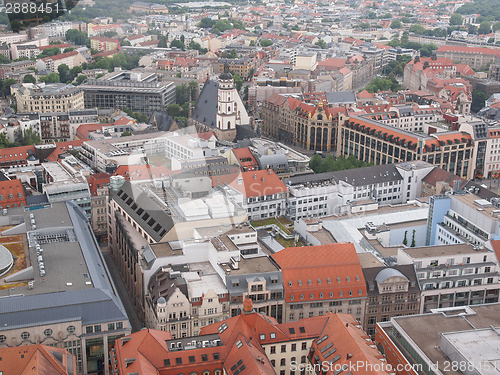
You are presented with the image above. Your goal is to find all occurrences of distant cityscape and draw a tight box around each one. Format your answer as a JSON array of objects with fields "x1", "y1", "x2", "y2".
[{"x1": 0, "y1": 0, "x2": 500, "y2": 374}]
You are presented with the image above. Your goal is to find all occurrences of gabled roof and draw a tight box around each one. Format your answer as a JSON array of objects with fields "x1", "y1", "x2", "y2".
[
  {"x1": 226, "y1": 169, "x2": 287, "y2": 198},
  {"x1": 0, "y1": 178, "x2": 25, "y2": 203},
  {"x1": 271, "y1": 243, "x2": 366, "y2": 303},
  {"x1": 310, "y1": 314, "x2": 391, "y2": 375},
  {"x1": 437, "y1": 45, "x2": 500, "y2": 57},
  {"x1": 422, "y1": 166, "x2": 465, "y2": 188},
  {"x1": 0, "y1": 344, "x2": 75, "y2": 374},
  {"x1": 42, "y1": 50, "x2": 79, "y2": 62}
]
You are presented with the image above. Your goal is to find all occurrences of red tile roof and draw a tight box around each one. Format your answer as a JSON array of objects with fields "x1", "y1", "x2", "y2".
[
  {"x1": 87, "y1": 172, "x2": 111, "y2": 196},
  {"x1": 232, "y1": 147, "x2": 258, "y2": 171},
  {"x1": 42, "y1": 50, "x2": 79, "y2": 62},
  {"x1": 0, "y1": 178, "x2": 26, "y2": 207},
  {"x1": 226, "y1": 169, "x2": 287, "y2": 198},
  {"x1": 46, "y1": 139, "x2": 86, "y2": 162},
  {"x1": 311, "y1": 314, "x2": 391, "y2": 375},
  {"x1": 437, "y1": 45, "x2": 500, "y2": 57},
  {"x1": 0, "y1": 145, "x2": 35, "y2": 165},
  {"x1": 0, "y1": 344, "x2": 75, "y2": 374},
  {"x1": 75, "y1": 123, "x2": 106, "y2": 139},
  {"x1": 271, "y1": 243, "x2": 367, "y2": 303}
]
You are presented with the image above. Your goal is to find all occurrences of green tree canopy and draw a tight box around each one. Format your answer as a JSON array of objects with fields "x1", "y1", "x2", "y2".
[
  {"x1": 23, "y1": 74, "x2": 36, "y2": 84},
  {"x1": 449, "y1": 13, "x2": 463, "y2": 26},
  {"x1": 309, "y1": 154, "x2": 372, "y2": 173},
  {"x1": 479, "y1": 21, "x2": 491, "y2": 34},
  {"x1": 39, "y1": 73, "x2": 60, "y2": 83},
  {"x1": 260, "y1": 39, "x2": 273, "y2": 47},
  {"x1": 390, "y1": 20, "x2": 403, "y2": 29}
]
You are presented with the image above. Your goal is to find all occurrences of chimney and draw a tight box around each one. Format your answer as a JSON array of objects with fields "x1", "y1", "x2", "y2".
[{"x1": 347, "y1": 353, "x2": 353, "y2": 360}]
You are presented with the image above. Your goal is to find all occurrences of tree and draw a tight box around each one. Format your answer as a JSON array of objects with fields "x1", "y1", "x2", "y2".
[
  {"x1": 450, "y1": 13, "x2": 463, "y2": 26},
  {"x1": 233, "y1": 73, "x2": 243, "y2": 91},
  {"x1": 411, "y1": 229, "x2": 416, "y2": 247},
  {"x1": 471, "y1": 89, "x2": 489, "y2": 112},
  {"x1": 197, "y1": 18, "x2": 216, "y2": 28},
  {"x1": 58, "y1": 64, "x2": 71, "y2": 83},
  {"x1": 20, "y1": 127, "x2": 41, "y2": 146},
  {"x1": 403, "y1": 231, "x2": 408, "y2": 246},
  {"x1": 166, "y1": 103, "x2": 183, "y2": 118},
  {"x1": 213, "y1": 19, "x2": 232, "y2": 33},
  {"x1": 409, "y1": 24, "x2": 426, "y2": 34},
  {"x1": 38, "y1": 47, "x2": 61, "y2": 58},
  {"x1": 390, "y1": 20, "x2": 403, "y2": 29},
  {"x1": 64, "y1": 47, "x2": 75, "y2": 53},
  {"x1": 494, "y1": 21, "x2": 500, "y2": 32},
  {"x1": 2, "y1": 78, "x2": 16, "y2": 97},
  {"x1": 170, "y1": 39, "x2": 185, "y2": 50},
  {"x1": 121, "y1": 131, "x2": 132, "y2": 137},
  {"x1": 423, "y1": 61, "x2": 430, "y2": 69},
  {"x1": 23, "y1": 74, "x2": 36, "y2": 84},
  {"x1": 75, "y1": 75, "x2": 87, "y2": 85},
  {"x1": 363, "y1": 76, "x2": 401, "y2": 93},
  {"x1": 39, "y1": 73, "x2": 60, "y2": 83},
  {"x1": 479, "y1": 21, "x2": 491, "y2": 34},
  {"x1": 158, "y1": 36, "x2": 168, "y2": 48},
  {"x1": 66, "y1": 29, "x2": 89, "y2": 46},
  {"x1": 315, "y1": 39, "x2": 327, "y2": 49},
  {"x1": 260, "y1": 39, "x2": 273, "y2": 47}
]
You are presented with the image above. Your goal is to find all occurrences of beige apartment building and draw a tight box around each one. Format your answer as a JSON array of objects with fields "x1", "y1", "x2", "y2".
[{"x1": 13, "y1": 83, "x2": 84, "y2": 113}]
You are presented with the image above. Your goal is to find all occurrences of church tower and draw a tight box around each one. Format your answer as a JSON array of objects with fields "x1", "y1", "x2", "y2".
[{"x1": 216, "y1": 63, "x2": 238, "y2": 138}]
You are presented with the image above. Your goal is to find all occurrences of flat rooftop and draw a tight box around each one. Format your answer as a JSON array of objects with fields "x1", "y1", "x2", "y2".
[
  {"x1": 401, "y1": 243, "x2": 486, "y2": 258},
  {"x1": 387, "y1": 304, "x2": 500, "y2": 375},
  {"x1": 442, "y1": 328, "x2": 500, "y2": 375},
  {"x1": 221, "y1": 255, "x2": 278, "y2": 275},
  {"x1": 453, "y1": 192, "x2": 500, "y2": 218}
]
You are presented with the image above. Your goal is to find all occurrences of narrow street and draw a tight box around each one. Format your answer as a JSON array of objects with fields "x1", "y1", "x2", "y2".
[{"x1": 101, "y1": 247, "x2": 143, "y2": 332}]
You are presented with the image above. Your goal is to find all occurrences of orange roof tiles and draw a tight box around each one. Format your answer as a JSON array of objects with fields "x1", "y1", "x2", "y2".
[
  {"x1": 0, "y1": 145, "x2": 34, "y2": 164},
  {"x1": 0, "y1": 178, "x2": 26, "y2": 207},
  {"x1": 271, "y1": 243, "x2": 367, "y2": 303},
  {"x1": 87, "y1": 172, "x2": 111, "y2": 196},
  {"x1": 227, "y1": 169, "x2": 287, "y2": 198},
  {"x1": 232, "y1": 147, "x2": 258, "y2": 171},
  {"x1": 0, "y1": 344, "x2": 75, "y2": 374},
  {"x1": 437, "y1": 45, "x2": 500, "y2": 57},
  {"x1": 42, "y1": 50, "x2": 79, "y2": 62},
  {"x1": 311, "y1": 314, "x2": 391, "y2": 375}
]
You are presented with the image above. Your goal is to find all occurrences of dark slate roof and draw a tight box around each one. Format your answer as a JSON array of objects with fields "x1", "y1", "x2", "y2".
[
  {"x1": 192, "y1": 79, "x2": 218, "y2": 129},
  {"x1": 149, "y1": 111, "x2": 182, "y2": 131},
  {"x1": 284, "y1": 164, "x2": 402, "y2": 187},
  {"x1": 0, "y1": 289, "x2": 127, "y2": 330},
  {"x1": 148, "y1": 267, "x2": 189, "y2": 305},
  {"x1": 325, "y1": 91, "x2": 356, "y2": 105},
  {"x1": 462, "y1": 180, "x2": 499, "y2": 200},
  {"x1": 362, "y1": 264, "x2": 420, "y2": 295},
  {"x1": 257, "y1": 154, "x2": 289, "y2": 171},
  {"x1": 113, "y1": 181, "x2": 174, "y2": 242},
  {"x1": 25, "y1": 193, "x2": 50, "y2": 207},
  {"x1": 236, "y1": 124, "x2": 258, "y2": 140}
]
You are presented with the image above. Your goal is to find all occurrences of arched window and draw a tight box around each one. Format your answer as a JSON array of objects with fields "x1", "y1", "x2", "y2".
[{"x1": 227, "y1": 121, "x2": 231, "y2": 128}]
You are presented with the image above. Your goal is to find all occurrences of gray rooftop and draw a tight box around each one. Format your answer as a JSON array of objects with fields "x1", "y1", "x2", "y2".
[
  {"x1": 192, "y1": 79, "x2": 218, "y2": 129},
  {"x1": 285, "y1": 163, "x2": 402, "y2": 187},
  {"x1": 325, "y1": 91, "x2": 356, "y2": 105},
  {"x1": 113, "y1": 181, "x2": 174, "y2": 242},
  {"x1": 0, "y1": 288, "x2": 127, "y2": 331}
]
